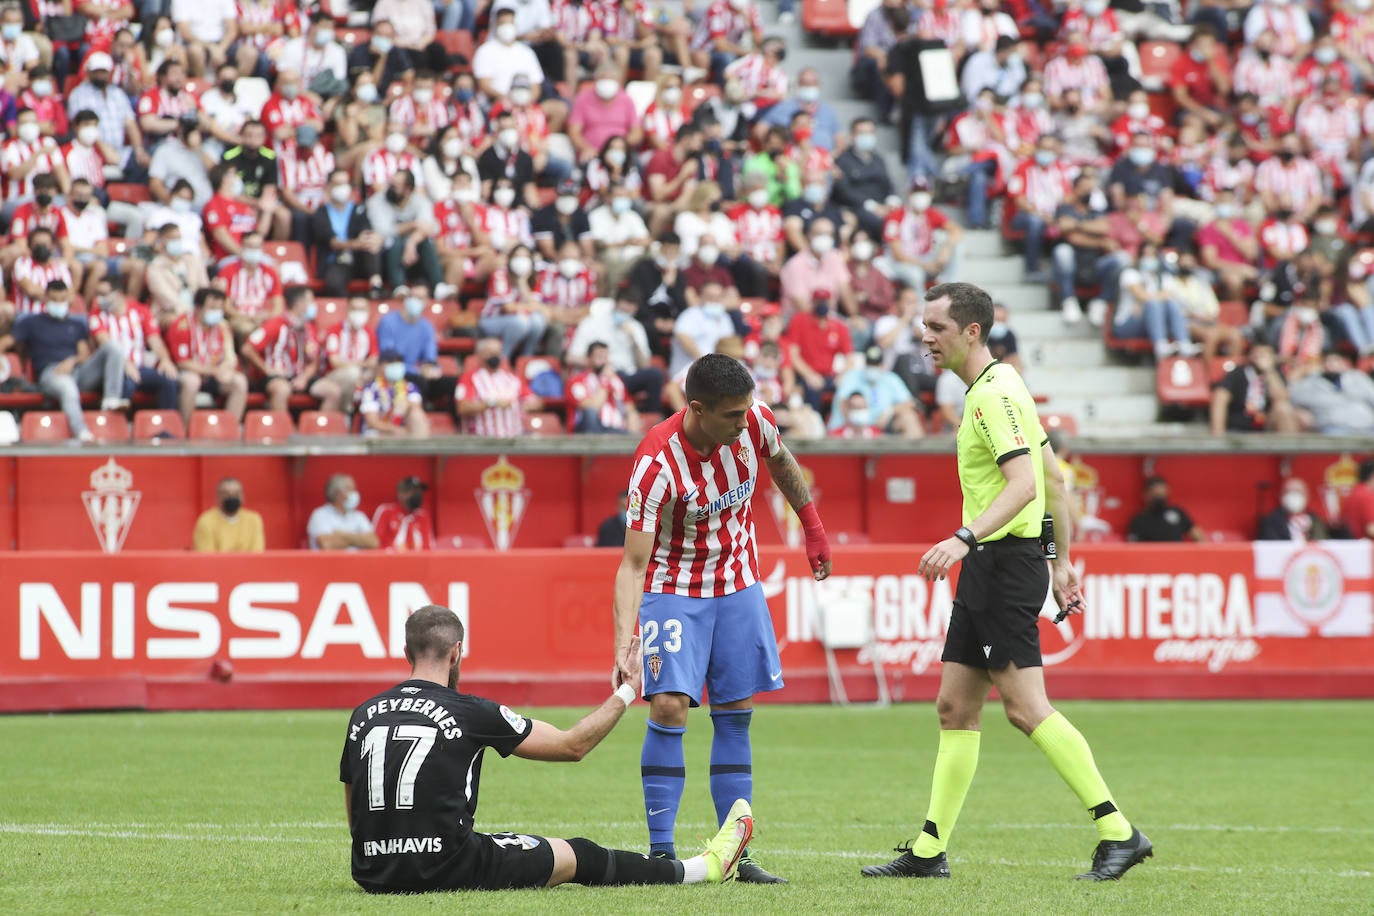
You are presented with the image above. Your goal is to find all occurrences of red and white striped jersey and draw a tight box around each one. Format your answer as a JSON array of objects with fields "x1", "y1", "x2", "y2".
[
  {"x1": 584, "y1": 158, "x2": 643, "y2": 199},
  {"x1": 1043, "y1": 55, "x2": 1110, "y2": 109},
  {"x1": 1258, "y1": 218, "x2": 1309, "y2": 263},
  {"x1": 1014, "y1": 106, "x2": 1055, "y2": 148},
  {"x1": 1059, "y1": 8, "x2": 1121, "y2": 49},
  {"x1": 82, "y1": 0, "x2": 133, "y2": 45},
  {"x1": 1294, "y1": 99, "x2": 1360, "y2": 159},
  {"x1": 89, "y1": 302, "x2": 160, "y2": 362},
  {"x1": 136, "y1": 86, "x2": 198, "y2": 120},
  {"x1": 727, "y1": 203, "x2": 783, "y2": 263},
  {"x1": 324, "y1": 321, "x2": 376, "y2": 364},
  {"x1": 1332, "y1": 11, "x2": 1374, "y2": 68},
  {"x1": 883, "y1": 206, "x2": 950, "y2": 260},
  {"x1": 435, "y1": 199, "x2": 485, "y2": 249},
  {"x1": 595, "y1": 0, "x2": 651, "y2": 40},
  {"x1": 9, "y1": 202, "x2": 67, "y2": 242},
  {"x1": 643, "y1": 101, "x2": 687, "y2": 149},
  {"x1": 552, "y1": 0, "x2": 599, "y2": 43},
  {"x1": 262, "y1": 94, "x2": 321, "y2": 135},
  {"x1": 482, "y1": 205, "x2": 533, "y2": 252},
  {"x1": 362, "y1": 149, "x2": 422, "y2": 191},
  {"x1": 1203, "y1": 155, "x2": 1257, "y2": 200},
  {"x1": 165, "y1": 314, "x2": 232, "y2": 365},
  {"x1": 454, "y1": 367, "x2": 532, "y2": 436},
  {"x1": 916, "y1": 8, "x2": 961, "y2": 44},
  {"x1": 1108, "y1": 112, "x2": 1167, "y2": 154},
  {"x1": 1007, "y1": 158, "x2": 1073, "y2": 219},
  {"x1": 568, "y1": 368, "x2": 630, "y2": 430},
  {"x1": 691, "y1": 0, "x2": 762, "y2": 53},
  {"x1": 1233, "y1": 52, "x2": 1297, "y2": 110},
  {"x1": 236, "y1": 0, "x2": 284, "y2": 48},
  {"x1": 625, "y1": 402, "x2": 783, "y2": 597},
  {"x1": 535, "y1": 265, "x2": 596, "y2": 312},
  {"x1": 218, "y1": 261, "x2": 284, "y2": 318},
  {"x1": 278, "y1": 140, "x2": 335, "y2": 208},
  {"x1": 481, "y1": 269, "x2": 515, "y2": 316},
  {"x1": 12, "y1": 256, "x2": 73, "y2": 315},
  {"x1": 722, "y1": 53, "x2": 788, "y2": 100},
  {"x1": 453, "y1": 100, "x2": 486, "y2": 145},
  {"x1": 246, "y1": 315, "x2": 319, "y2": 377},
  {"x1": 1, "y1": 139, "x2": 61, "y2": 201},
  {"x1": 1244, "y1": 4, "x2": 1310, "y2": 59},
  {"x1": 62, "y1": 141, "x2": 107, "y2": 187},
  {"x1": 389, "y1": 94, "x2": 454, "y2": 138},
  {"x1": 1254, "y1": 155, "x2": 1324, "y2": 211}
]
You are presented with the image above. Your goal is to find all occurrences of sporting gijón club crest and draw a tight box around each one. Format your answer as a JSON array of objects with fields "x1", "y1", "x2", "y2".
[{"x1": 82, "y1": 458, "x2": 141, "y2": 553}]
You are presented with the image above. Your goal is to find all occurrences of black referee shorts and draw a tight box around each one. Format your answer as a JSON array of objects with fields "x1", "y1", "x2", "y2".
[
  {"x1": 453, "y1": 832, "x2": 556, "y2": 891},
  {"x1": 942, "y1": 536, "x2": 1050, "y2": 671}
]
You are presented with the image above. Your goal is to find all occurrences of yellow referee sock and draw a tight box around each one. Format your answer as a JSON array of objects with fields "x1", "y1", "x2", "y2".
[
  {"x1": 1029, "y1": 712, "x2": 1132, "y2": 842},
  {"x1": 911, "y1": 730, "x2": 980, "y2": 858}
]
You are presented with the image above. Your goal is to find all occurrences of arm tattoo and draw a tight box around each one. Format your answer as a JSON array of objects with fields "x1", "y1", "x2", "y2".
[{"x1": 767, "y1": 445, "x2": 814, "y2": 510}]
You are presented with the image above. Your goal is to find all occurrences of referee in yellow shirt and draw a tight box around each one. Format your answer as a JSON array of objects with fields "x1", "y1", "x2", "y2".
[
  {"x1": 192, "y1": 477, "x2": 265, "y2": 552},
  {"x1": 862, "y1": 282, "x2": 1151, "y2": 882}
]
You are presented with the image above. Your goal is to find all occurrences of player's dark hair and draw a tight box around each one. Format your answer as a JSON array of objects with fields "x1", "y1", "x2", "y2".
[
  {"x1": 685, "y1": 352, "x2": 754, "y2": 408},
  {"x1": 405, "y1": 605, "x2": 465, "y2": 663},
  {"x1": 1144, "y1": 475, "x2": 1168, "y2": 489},
  {"x1": 45, "y1": 279, "x2": 68, "y2": 294},
  {"x1": 927, "y1": 282, "x2": 995, "y2": 344},
  {"x1": 194, "y1": 287, "x2": 226, "y2": 308}
]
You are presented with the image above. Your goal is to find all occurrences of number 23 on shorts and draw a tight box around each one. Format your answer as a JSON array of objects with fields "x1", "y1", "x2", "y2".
[{"x1": 641, "y1": 618, "x2": 683, "y2": 655}]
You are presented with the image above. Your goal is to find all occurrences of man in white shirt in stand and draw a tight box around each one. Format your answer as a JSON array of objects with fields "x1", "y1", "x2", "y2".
[{"x1": 307, "y1": 474, "x2": 380, "y2": 550}]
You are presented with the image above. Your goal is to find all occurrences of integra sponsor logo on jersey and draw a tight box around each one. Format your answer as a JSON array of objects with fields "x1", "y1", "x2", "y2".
[
  {"x1": 362, "y1": 837, "x2": 444, "y2": 857},
  {"x1": 352, "y1": 697, "x2": 463, "y2": 741},
  {"x1": 694, "y1": 479, "x2": 754, "y2": 521}
]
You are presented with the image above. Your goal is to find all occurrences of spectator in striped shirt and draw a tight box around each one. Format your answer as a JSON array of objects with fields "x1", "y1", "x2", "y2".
[
  {"x1": 358, "y1": 350, "x2": 431, "y2": 438},
  {"x1": 455, "y1": 335, "x2": 543, "y2": 437},
  {"x1": 569, "y1": 340, "x2": 640, "y2": 433},
  {"x1": 241, "y1": 284, "x2": 343, "y2": 412},
  {"x1": 88, "y1": 278, "x2": 182, "y2": 416}
]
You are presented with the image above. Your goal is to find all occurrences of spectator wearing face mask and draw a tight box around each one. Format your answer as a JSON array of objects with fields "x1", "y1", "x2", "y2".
[
  {"x1": 567, "y1": 296, "x2": 664, "y2": 414},
  {"x1": 760, "y1": 67, "x2": 842, "y2": 152},
  {"x1": 373, "y1": 476, "x2": 436, "y2": 550},
  {"x1": 588, "y1": 182, "x2": 651, "y2": 294},
  {"x1": 363, "y1": 119, "x2": 424, "y2": 195},
  {"x1": 1289, "y1": 349, "x2": 1374, "y2": 435},
  {"x1": 1267, "y1": 292, "x2": 1330, "y2": 370},
  {"x1": 985, "y1": 303, "x2": 1023, "y2": 374},
  {"x1": 88, "y1": 279, "x2": 182, "y2": 416},
  {"x1": 165, "y1": 286, "x2": 249, "y2": 420},
  {"x1": 479, "y1": 245, "x2": 548, "y2": 359},
  {"x1": 65, "y1": 52, "x2": 147, "y2": 182},
  {"x1": 348, "y1": 21, "x2": 416, "y2": 96},
  {"x1": 881, "y1": 182, "x2": 961, "y2": 294},
  {"x1": 319, "y1": 297, "x2": 378, "y2": 413},
  {"x1": 482, "y1": 177, "x2": 535, "y2": 254},
  {"x1": 670, "y1": 279, "x2": 737, "y2": 377},
  {"x1": 1169, "y1": 26, "x2": 1231, "y2": 130},
  {"x1": 376, "y1": 282, "x2": 446, "y2": 402},
  {"x1": 477, "y1": 112, "x2": 538, "y2": 209},
  {"x1": 568, "y1": 340, "x2": 640, "y2": 433},
  {"x1": 311, "y1": 170, "x2": 385, "y2": 298},
  {"x1": 533, "y1": 178, "x2": 595, "y2": 263},
  {"x1": 359, "y1": 350, "x2": 432, "y2": 438},
  {"x1": 691, "y1": 0, "x2": 765, "y2": 80},
  {"x1": 456, "y1": 335, "x2": 543, "y2": 436},
  {"x1": 10, "y1": 226, "x2": 73, "y2": 318},
  {"x1": 146, "y1": 223, "x2": 211, "y2": 323},
  {"x1": 784, "y1": 288, "x2": 853, "y2": 411},
  {"x1": 728, "y1": 172, "x2": 785, "y2": 298},
  {"x1": 568, "y1": 62, "x2": 641, "y2": 163},
  {"x1": 1209, "y1": 343, "x2": 1299, "y2": 435},
  {"x1": 1128, "y1": 476, "x2": 1207, "y2": 543},
  {"x1": 829, "y1": 345, "x2": 923, "y2": 438},
  {"x1": 472, "y1": 7, "x2": 546, "y2": 100},
  {"x1": 217, "y1": 230, "x2": 284, "y2": 340},
  {"x1": 62, "y1": 179, "x2": 124, "y2": 301},
  {"x1": 1258, "y1": 478, "x2": 1329, "y2": 541},
  {"x1": 1113, "y1": 244, "x2": 1199, "y2": 360},
  {"x1": 535, "y1": 239, "x2": 597, "y2": 354},
  {"x1": 203, "y1": 164, "x2": 263, "y2": 264},
  {"x1": 833, "y1": 117, "x2": 898, "y2": 241},
  {"x1": 1196, "y1": 188, "x2": 1261, "y2": 301},
  {"x1": 242, "y1": 285, "x2": 346, "y2": 412},
  {"x1": 781, "y1": 168, "x2": 848, "y2": 260},
  {"x1": 277, "y1": 124, "x2": 336, "y2": 242},
  {"x1": 1006, "y1": 135, "x2": 1073, "y2": 284},
  {"x1": 830, "y1": 391, "x2": 883, "y2": 439},
  {"x1": 7, "y1": 173, "x2": 72, "y2": 267},
  {"x1": 366, "y1": 169, "x2": 448, "y2": 297},
  {"x1": 308, "y1": 473, "x2": 379, "y2": 550},
  {"x1": 193, "y1": 477, "x2": 265, "y2": 551},
  {"x1": 960, "y1": 35, "x2": 1027, "y2": 107}
]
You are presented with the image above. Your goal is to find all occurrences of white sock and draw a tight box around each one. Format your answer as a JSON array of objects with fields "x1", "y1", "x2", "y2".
[{"x1": 680, "y1": 855, "x2": 709, "y2": 884}]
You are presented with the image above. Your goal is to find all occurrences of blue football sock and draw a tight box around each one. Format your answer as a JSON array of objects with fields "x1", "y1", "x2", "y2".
[
  {"x1": 641, "y1": 719, "x2": 686, "y2": 857},
  {"x1": 709, "y1": 708, "x2": 753, "y2": 827}
]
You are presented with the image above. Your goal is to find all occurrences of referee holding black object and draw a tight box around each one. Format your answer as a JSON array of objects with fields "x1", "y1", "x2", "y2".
[{"x1": 861, "y1": 282, "x2": 1152, "y2": 883}]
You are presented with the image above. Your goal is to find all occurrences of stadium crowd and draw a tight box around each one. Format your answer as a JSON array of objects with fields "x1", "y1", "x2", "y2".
[{"x1": 0, "y1": 0, "x2": 1372, "y2": 442}]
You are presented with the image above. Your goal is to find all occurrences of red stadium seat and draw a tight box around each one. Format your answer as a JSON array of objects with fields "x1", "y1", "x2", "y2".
[
  {"x1": 189, "y1": 410, "x2": 242, "y2": 441},
  {"x1": 524, "y1": 411, "x2": 565, "y2": 436},
  {"x1": 132, "y1": 410, "x2": 185, "y2": 441},
  {"x1": 1139, "y1": 41, "x2": 1181, "y2": 85},
  {"x1": 426, "y1": 411, "x2": 458, "y2": 435},
  {"x1": 106, "y1": 182, "x2": 152, "y2": 205},
  {"x1": 1103, "y1": 309, "x2": 1153, "y2": 355},
  {"x1": 265, "y1": 241, "x2": 314, "y2": 287},
  {"x1": 83, "y1": 410, "x2": 131, "y2": 442},
  {"x1": 316, "y1": 297, "x2": 348, "y2": 326},
  {"x1": 1217, "y1": 301, "x2": 1250, "y2": 328},
  {"x1": 1041, "y1": 412, "x2": 1079, "y2": 436},
  {"x1": 337, "y1": 27, "x2": 371, "y2": 49},
  {"x1": 183, "y1": 77, "x2": 207, "y2": 98},
  {"x1": 1156, "y1": 356, "x2": 1210, "y2": 408},
  {"x1": 298, "y1": 409, "x2": 349, "y2": 436},
  {"x1": 21, "y1": 411, "x2": 71, "y2": 442},
  {"x1": 802, "y1": 0, "x2": 859, "y2": 37},
  {"x1": 437, "y1": 354, "x2": 462, "y2": 377},
  {"x1": 436, "y1": 29, "x2": 474, "y2": 68},
  {"x1": 243, "y1": 409, "x2": 295, "y2": 443}
]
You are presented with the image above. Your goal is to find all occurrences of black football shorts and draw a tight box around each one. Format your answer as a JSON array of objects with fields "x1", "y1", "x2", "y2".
[
  {"x1": 942, "y1": 536, "x2": 1050, "y2": 670},
  {"x1": 453, "y1": 831, "x2": 556, "y2": 891}
]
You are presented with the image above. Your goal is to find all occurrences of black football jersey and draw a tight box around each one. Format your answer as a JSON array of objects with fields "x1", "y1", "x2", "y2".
[{"x1": 339, "y1": 679, "x2": 534, "y2": 892}]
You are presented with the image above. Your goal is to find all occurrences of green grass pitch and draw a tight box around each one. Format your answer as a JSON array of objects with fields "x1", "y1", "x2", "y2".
[{"x1": 1, "y1": 700, "x2": 1371, "y2": 914}]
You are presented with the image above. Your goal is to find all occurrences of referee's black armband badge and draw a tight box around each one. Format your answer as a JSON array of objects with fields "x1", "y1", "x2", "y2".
[{"x1": 1040, "y1": 513, "x2": 1057, "y2": 560}]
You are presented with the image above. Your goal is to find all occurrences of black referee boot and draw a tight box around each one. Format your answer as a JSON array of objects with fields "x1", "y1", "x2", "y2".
[
  {"x1": 735, "y1": 850, "x2": 787, "y2": 884},
  {"x1": 1075, "y1": 827, "x2": 1153, "y2": 881},
  {"x1": 861, "y1": 844, "x2": 950, "y2": 878}
]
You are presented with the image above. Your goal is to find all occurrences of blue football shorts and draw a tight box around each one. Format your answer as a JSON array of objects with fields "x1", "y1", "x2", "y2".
[{"x1": 638, "y1": 583, "x2": 783, "y2": 706}]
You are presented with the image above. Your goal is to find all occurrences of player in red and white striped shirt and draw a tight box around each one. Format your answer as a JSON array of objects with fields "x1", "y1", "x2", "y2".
[
  {"x1": 569, "y1": 341, "x2": 638, "y2": 432},
  {"x1": 321, "y1": 297, "x2": 378, "y2": 408},
  {"x1": 1232, "y1": 42, "x2": 1298, "y2": 113},
  {"x1": 1, "y1": 112, "x2": 67, "y2": 204},
  {"x1": 726, "y1": 188, "x2": 783, "y2": 267},
  {"x1": 1294, "y1": 80, "x2": 1361, "y2": 183},
  {"x1": 242, "y1": 286, "x2": 346, "y2": 411},
  {"x1": 535, "y1": 239, "x2": 596, "y2": 322},
  {"x1": 218, "y1": 232, "x2": 285, "y2": 332},
  {"x1": 1255, "y1": 135, "x2": 1326, "y2": 221},
  {"x1": 1043, "y1": 40, "x2": 1111, "y2": 113},
  {"x1": 454, "y1": 336, "x2": 542, "y2": 436},
  {"x1": 87, "y1": 281, "x2": 182, "y2": 414},
  {"x1": 721, "y1": 40, "x2": 788, "y2": 107},
  {"x1": 278, "y1": 134, "x2": 335, "y2": 214},
  {"x1": 363, "y1": 125, "x2": 423, "y2": 192},
  {"x1": 165, "y1": 287, "x2": 250, "y2": 421},
  {"x1": 612, "y1": 352, "x2": 829, "y2": 884},
  {"x1": 388, "y1": 74, "x2": 454, "y2": 145},
  {"x1": 691, "y1": 0, "x2": 763, "y2": 75}
]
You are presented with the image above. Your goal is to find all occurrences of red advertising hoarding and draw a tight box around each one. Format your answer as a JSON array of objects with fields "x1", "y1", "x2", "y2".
[{"x1": 2, "y1": 544, "x2": 1369, "y2": 712}]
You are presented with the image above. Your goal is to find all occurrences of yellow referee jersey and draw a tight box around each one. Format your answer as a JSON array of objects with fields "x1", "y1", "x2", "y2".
[{"x1": 956, "y1": 361, "x2": 1048, "y2": 541}]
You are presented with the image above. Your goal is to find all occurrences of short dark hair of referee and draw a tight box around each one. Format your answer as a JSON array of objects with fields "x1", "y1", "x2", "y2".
[
  {"x1": 861, "y1": 282, "x2": 1151, "y2": 883},
  {"x1": 340, "y1": 606, "x2": 752, "y2": 893}
]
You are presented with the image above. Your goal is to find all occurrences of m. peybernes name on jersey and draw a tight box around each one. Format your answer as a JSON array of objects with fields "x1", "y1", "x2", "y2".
[
  {"x1": 349, "y1": 697, "x2": 464, "y2": 742},
  {"x1": 362, "y1": 837, "x2": 445, "y2": 857}
]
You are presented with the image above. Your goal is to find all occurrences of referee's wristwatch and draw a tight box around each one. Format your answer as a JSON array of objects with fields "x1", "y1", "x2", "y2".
[{"x1": 953, "y1": 526, "x2": 978, "y2": 549}]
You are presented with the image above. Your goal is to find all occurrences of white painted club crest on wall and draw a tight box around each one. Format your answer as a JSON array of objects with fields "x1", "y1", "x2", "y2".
[{"x1": 82, "y1": 458, "x2": 141, "y2": 553}]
